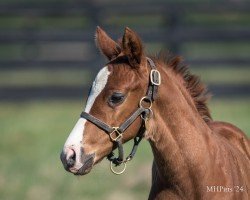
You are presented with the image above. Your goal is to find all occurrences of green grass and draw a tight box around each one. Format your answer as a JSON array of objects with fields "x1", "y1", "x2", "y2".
[
  {"x1": 209, "y1": 99, "x2": 250, "y2": 134},
  {"x1": 0, "y1": 99, "x2": 249, "y2": 200}
]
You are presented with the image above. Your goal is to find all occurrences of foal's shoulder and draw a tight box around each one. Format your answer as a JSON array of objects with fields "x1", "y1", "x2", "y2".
[{"x1": 208, "y1": 121, "x2": 250, "y2": 159}]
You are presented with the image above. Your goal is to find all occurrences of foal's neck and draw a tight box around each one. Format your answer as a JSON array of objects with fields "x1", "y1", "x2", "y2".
[{"x1": 147, "y1": 66, "x2": 212, "y2": 198}]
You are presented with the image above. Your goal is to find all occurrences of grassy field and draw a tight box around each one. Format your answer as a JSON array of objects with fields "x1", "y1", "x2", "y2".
[{"x1": 0, "y1": 98, "x2": 249, "y2": 200}]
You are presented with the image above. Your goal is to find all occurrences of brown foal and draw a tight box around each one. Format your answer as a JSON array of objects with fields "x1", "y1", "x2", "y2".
[{"x1": 60, "y1": 27, "x2": 250, "y2": 200}]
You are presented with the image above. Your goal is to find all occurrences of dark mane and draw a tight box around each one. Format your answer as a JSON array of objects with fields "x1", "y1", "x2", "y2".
[{"x1": 152, "y1": 53, "x2": 212, "y2": 123}]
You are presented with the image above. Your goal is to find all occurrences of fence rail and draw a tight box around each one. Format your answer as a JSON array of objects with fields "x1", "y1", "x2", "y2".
[
  {"x1": 1, "y1": 28, "x2": 250, "y2": 43},
  {"x1": 1, "y1": 84, "x2": 249, "y2": 101}
]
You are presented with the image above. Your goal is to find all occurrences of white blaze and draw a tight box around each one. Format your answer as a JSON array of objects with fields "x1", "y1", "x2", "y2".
[
  {"x1": 64, "y1": 66, "x2": 110, "y2": 148},
  {"x1": 85, "y1": 66, "x2": 111, "y2": 112}
]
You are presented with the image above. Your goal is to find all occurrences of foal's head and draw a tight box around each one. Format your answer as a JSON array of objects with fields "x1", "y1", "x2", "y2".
[{"x1": 60, "y1": 27, "x2": 150, "y2": 175}]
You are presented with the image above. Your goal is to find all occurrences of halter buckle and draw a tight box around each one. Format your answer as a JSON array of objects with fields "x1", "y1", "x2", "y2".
[
  {"x1": 109, "y1": 127, "x2": 122, "y2": 142},
  {"x1": 150, "y1": 69, "x2": 161, "y2": 86}
]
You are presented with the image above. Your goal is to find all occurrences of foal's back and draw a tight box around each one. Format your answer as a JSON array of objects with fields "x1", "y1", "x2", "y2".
[{"x1": 209, "y1": 121, "x2": 250, "y2": 160}]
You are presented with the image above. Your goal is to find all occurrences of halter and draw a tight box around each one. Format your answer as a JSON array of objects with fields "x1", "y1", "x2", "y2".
[{"x1": 80, "y1": 57, "x2": 161, "y2": 175}]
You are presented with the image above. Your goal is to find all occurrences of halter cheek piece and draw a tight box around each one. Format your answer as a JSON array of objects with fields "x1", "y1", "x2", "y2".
[{"x1": 80, "y1": 57, "x2": 161, "y2": 175}]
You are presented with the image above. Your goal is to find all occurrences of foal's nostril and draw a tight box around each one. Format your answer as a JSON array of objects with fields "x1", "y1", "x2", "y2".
[
  {"x1": 60, "y1": 147, "x2": 79, "y2": 171},
  {"x1": 66, "y1": 148, "x2": 76, "y2": 168}
]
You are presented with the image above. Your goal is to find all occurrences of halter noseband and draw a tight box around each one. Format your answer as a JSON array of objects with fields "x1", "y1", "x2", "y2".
[{"x1": 80, "y1": 57, "x2": 161, "y2": 174}]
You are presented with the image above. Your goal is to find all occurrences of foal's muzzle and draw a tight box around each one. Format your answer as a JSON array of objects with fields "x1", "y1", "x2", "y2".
[{"x1": 60, "y1": 147, "x2": 95, "y2": 175}]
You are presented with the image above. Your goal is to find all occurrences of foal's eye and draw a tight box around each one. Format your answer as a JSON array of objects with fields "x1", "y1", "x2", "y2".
[{"x1": 108, "y1": 92, "x2": 125, "y2": 106}]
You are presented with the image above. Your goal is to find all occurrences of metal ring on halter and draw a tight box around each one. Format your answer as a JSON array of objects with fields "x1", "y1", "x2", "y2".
[
  {"x1": 139, "y1": 96, "x2": 152, "y2": 109},
  {"x1": 110, "y1": 161, "x2": 127, "y2": 175},
  {"x1": 141, "y1": 108, "x2": 153, "y2": 121}
]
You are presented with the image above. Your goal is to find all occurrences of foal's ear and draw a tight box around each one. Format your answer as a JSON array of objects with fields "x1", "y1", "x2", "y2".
[
  {"x1": 95, "y1": 26, "x2": 121, "y2": 60},
  {"x1": 122, "y1": 27, "x2": 144, "y2": 68}
]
